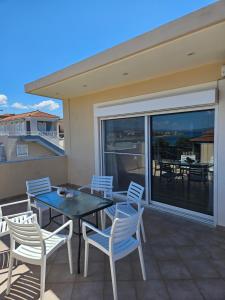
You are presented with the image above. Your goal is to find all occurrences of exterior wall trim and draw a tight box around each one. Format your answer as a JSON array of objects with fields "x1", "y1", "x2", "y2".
[{"x1": 94, "y1": 81, "x2": 217, "y2": 118}]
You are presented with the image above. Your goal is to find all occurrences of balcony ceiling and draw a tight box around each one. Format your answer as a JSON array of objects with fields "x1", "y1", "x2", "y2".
[{"x1": 25, "y1": 2, "x2": 225, "y2": 100}]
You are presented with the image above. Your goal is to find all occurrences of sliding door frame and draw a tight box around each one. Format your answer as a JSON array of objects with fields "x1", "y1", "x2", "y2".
[{"x1": 94, "y1": 83, "x2": 218, "y2": 224}]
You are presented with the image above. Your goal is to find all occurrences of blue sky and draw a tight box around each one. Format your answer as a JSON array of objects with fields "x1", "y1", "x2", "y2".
[{"x1": 0, "y1": 0, "x2": 216, "y2": 118}]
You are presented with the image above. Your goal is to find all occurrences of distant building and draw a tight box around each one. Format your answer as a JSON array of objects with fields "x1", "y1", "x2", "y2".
[{"x1": 0, "y1": 110, "x2": 64, "y2": 162}]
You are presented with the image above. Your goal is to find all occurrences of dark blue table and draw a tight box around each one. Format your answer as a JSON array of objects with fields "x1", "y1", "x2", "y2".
[{"x1": 35, "y1": 189, "x2": 113, "y2": 273}]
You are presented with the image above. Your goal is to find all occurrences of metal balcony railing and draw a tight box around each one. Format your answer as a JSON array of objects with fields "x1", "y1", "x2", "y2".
[{"x1": 0, "y1": 130, "x2": 58, "y2": 137}]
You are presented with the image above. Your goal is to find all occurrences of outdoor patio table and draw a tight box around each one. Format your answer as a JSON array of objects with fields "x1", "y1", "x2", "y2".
[{"x1": 34, "y1": 189, "x2": 113, "y2": 273}]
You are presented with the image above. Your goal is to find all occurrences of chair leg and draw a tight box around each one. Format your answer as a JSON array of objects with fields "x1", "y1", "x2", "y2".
[
  {"x1": 62, "y1": 214, "x2": 66, "y2": 224},
  {"x1": 84, "y1": 241, "x2": 89, "y2": 277},
  {"x1": 67, "y1": 239, "x2": 73, "y2": 274},
  {"x1": 6, "y1": 255, "x2": 14, "y2": 295},
  {"x1": 141, "y1": 218, "x2": 146, "y2": 243},
  {"x1": 39, "y1": 208, "x2": 42, "y2": 228},
  {"x1": 109, "y1": 257, "x2": 118, "y2": 300},
  {"x1": 101, "y1": 210, "x2": 106, "y2": 230},
  {"x1": 40, "y1": 260, "x2": 46, "y2": 300},
  {"x1": 138, "y1": 244, "x2": 146, "y2": 281}
]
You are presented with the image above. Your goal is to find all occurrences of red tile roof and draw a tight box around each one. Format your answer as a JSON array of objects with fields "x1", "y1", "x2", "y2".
[
  {"x1": 0, "y1": 110, "x2": 59, "y2": 122},
  {"x1": 0, "y1": 114, "x2": 15, "y2": 119},
  {"x1": 190, "y1": 129, "x2": 214, "y2": 143}
]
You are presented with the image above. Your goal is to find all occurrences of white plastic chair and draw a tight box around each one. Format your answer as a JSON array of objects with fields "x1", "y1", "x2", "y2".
[
  {"x1": 105, "y1": 181, "x2": 146, "y2": 242},
  {"x1": 79, "y1": 175, "x2": 113, "y2": 227},
  {"x1": 78, "y1": 175, "x2": 113, "y2": 198},
  {"x1": 5, "y1": 214, "x2": 73, "y2": 300},
  {"x1": 26, "y1": 177, "x2": 66, "y2": 227},
  {"x1": 0, "y1": 199, "x2": 32, "y2": 238},
  {"x1": 82, "y1": 208, "x2": 146, "y2": 300}
]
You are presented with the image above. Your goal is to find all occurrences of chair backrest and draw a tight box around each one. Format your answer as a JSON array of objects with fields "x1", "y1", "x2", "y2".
[
  {"x1": 0, "y1": 199, "x2": 31, "y2": 219},
  {"x1": 26, "y1": 177, "x2": 52, "y2": 196},
  {"x1": 91, "y1": 175, "x2": 113, "y2": 198},
  {"x1": 181, "y1": 154, "x2": 196, "y2": 163},
  {"x1": 110, "y1": 208, "x2": 144, "y2": 249},
  {"x1": 127, "y1": 181, "x2": 144, "y2": 208},
  {"x1": 160, "y1": 162, "x2": 173, "y2": 173},
  {"x1": 188, "y1": 166, "x2": 208, "y2": 182},
  {"x1": 5, "y1": 214, "x2": 46, "y2": 255}
]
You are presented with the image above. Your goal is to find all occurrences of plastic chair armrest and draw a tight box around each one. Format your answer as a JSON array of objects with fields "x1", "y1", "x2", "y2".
[
  {"x1": 78, "y1": 184, "x2": 91, "y2": 191},
  {"x1": 43, "y1": 220, "x2": 73, "y2": 240},
  {"x1": 82, "y1": 221, "x2": 110, "y2": 240},
  {"x1": 27, "y1": 192, "x2": 36, "y2": 198},
  {"x1": 0, "y1": 199, "x2": 30, "y2": 209},
  {"x1": 51, "y1": 185, "x2": 59, "y2": 190}
]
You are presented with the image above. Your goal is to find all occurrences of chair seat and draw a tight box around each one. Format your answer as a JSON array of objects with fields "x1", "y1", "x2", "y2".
[
  {"x1": 13, "y1": 229, "x2": 66, "y2": 260},
  {"x1": 105, "y1": 204, "x2": 137, "y2": 220},
  {"x1": 88, "y1": 227, "x2": 138, "y2": 260}
]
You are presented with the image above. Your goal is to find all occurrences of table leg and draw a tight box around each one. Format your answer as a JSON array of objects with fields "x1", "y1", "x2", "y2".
[
  {"x1": 95, "y1": 211, "x2": 99, "y2": 228},
  {"x1": 42, "y1": 208, "x2": 52, "y2": 228},
  {"x1": 77, "y1": 218, "x2": 81, "y2": 274}
]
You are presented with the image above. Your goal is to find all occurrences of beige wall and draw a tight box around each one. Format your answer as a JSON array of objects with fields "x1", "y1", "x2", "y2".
[
  {"x1": 0, "y1": 156, "x2": 67, "y2": 200},
  {"x1": 63, "y1": 63, "x2": 223, "y2": 186},
  {"x1": 0, "y1": 136, "x2": 56, "y2": 161}
]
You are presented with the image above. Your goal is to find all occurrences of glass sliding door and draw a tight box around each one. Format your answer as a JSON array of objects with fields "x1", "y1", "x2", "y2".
[
  {"x1": 103, "y1": 117, "x2": 145, "y2": 191},
  {"x1": 151, "y1": 109, "x2": 214, "y2": 216}
]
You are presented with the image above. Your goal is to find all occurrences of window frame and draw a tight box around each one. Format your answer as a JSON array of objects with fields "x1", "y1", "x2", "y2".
[{"x1": 16, "y1": 144, "x2": 29, "y2": 157}]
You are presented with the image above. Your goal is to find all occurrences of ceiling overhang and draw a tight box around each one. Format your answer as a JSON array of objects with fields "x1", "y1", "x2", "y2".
[{"x1": 25, "y1": 1, "x2": 225, "y2": 100}]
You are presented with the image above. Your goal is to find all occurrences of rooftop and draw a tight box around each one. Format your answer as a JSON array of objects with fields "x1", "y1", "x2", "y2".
[
  {"x1": 1, "y1": 195, "x2": 225, "y2": 299},
  {"x1": 0, "y1": 110, "x2": 59, "y2": 122},
  {"x1": 0, "y1": 114, "x2": 15, "y2": 120}
]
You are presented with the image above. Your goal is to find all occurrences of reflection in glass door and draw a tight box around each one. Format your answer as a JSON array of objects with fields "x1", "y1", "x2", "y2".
[
  {"x1": 151, "y1": 110, "x2": 214, "y2": 216},
  {"x1": 103, "y1": 117, "x2": 145, "y2": 191}
]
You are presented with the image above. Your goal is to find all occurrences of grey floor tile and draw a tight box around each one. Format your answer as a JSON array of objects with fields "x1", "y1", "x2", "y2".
[
  {"x1": 184, "y1": 259, "x2": 220, "y2": 279},
  {"x1": 103, "y1": 281, "x2": 137, "y2": 300},
  {"x1": 105, "y1": 259, "x2": 133, "y2": 281},
  {"x1": 72, "y1": 281, "x2": 104, "y2": 300},
  {"x1": 177, "y1": 245, "x2": 210, "y2": 260},
  {"x1": 75, "y1": 261, "x2": 105, "y2": 281},
  {"x1": 165, "y1": 279, "x2": 204, "y2": 300},
  {"x1": 206, "y1": 245, "x2": 225, "y2": 260},
  {"x1": 212, "y1": 259, "x2": 225, "y2": 277},
  {"x1": 196, "y1": 278, "x2": 225, "y2": 300},
  {"x1": 158, "y1": 260, "x2": 191, "y2": 279},
  {"x1": 131, "y1": 257, "x2": 161, "y2": 280},
  {"x1": 46, "y1": 263, "x2": 76, "y2": 283},
  {"x1": 135, "y1": 280, "x2": 169, "y2": 300},
  {"x1": 151, "y1": 246, "x2": 179, "y2": 260},
  {"x1": 44, "y1": 282, "x2": 73, "y2": 299}
]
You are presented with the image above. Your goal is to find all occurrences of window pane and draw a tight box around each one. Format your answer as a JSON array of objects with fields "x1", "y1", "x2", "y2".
[
  {"x1": 103, "y1": 117, "x2": 145, "y2": 191},
  {"x1": 151, "y1": 110, "x2": 214, "y2": 216},
  {"x1": 17, "y1": 144, "x2": 28, "y2": 157},
  {"x1": 104, "y1": 117, "x2": 145, "y2": 154},
  {"x1": 104, "y1": 153, "x2": 145, "y2": 190}
]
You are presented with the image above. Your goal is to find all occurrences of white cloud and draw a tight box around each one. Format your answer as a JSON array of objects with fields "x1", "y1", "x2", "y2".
[
  {"x1": 0, "y1": 94, "x2": 8, "y2": 106},
  {"x1": 32, "y1": 100, "x2": 59, "y2": 111},
  {"x1": 11, "y1": 100, "x2": 59, "y2": 111},
  {"x1": 11, "y1": 102, "x2": 29, "y2": 109}
]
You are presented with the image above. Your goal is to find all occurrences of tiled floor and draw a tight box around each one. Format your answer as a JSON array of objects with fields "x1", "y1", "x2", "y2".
[{"x1": 1, "y1": 198, "x2": 225, "y2": 299}]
